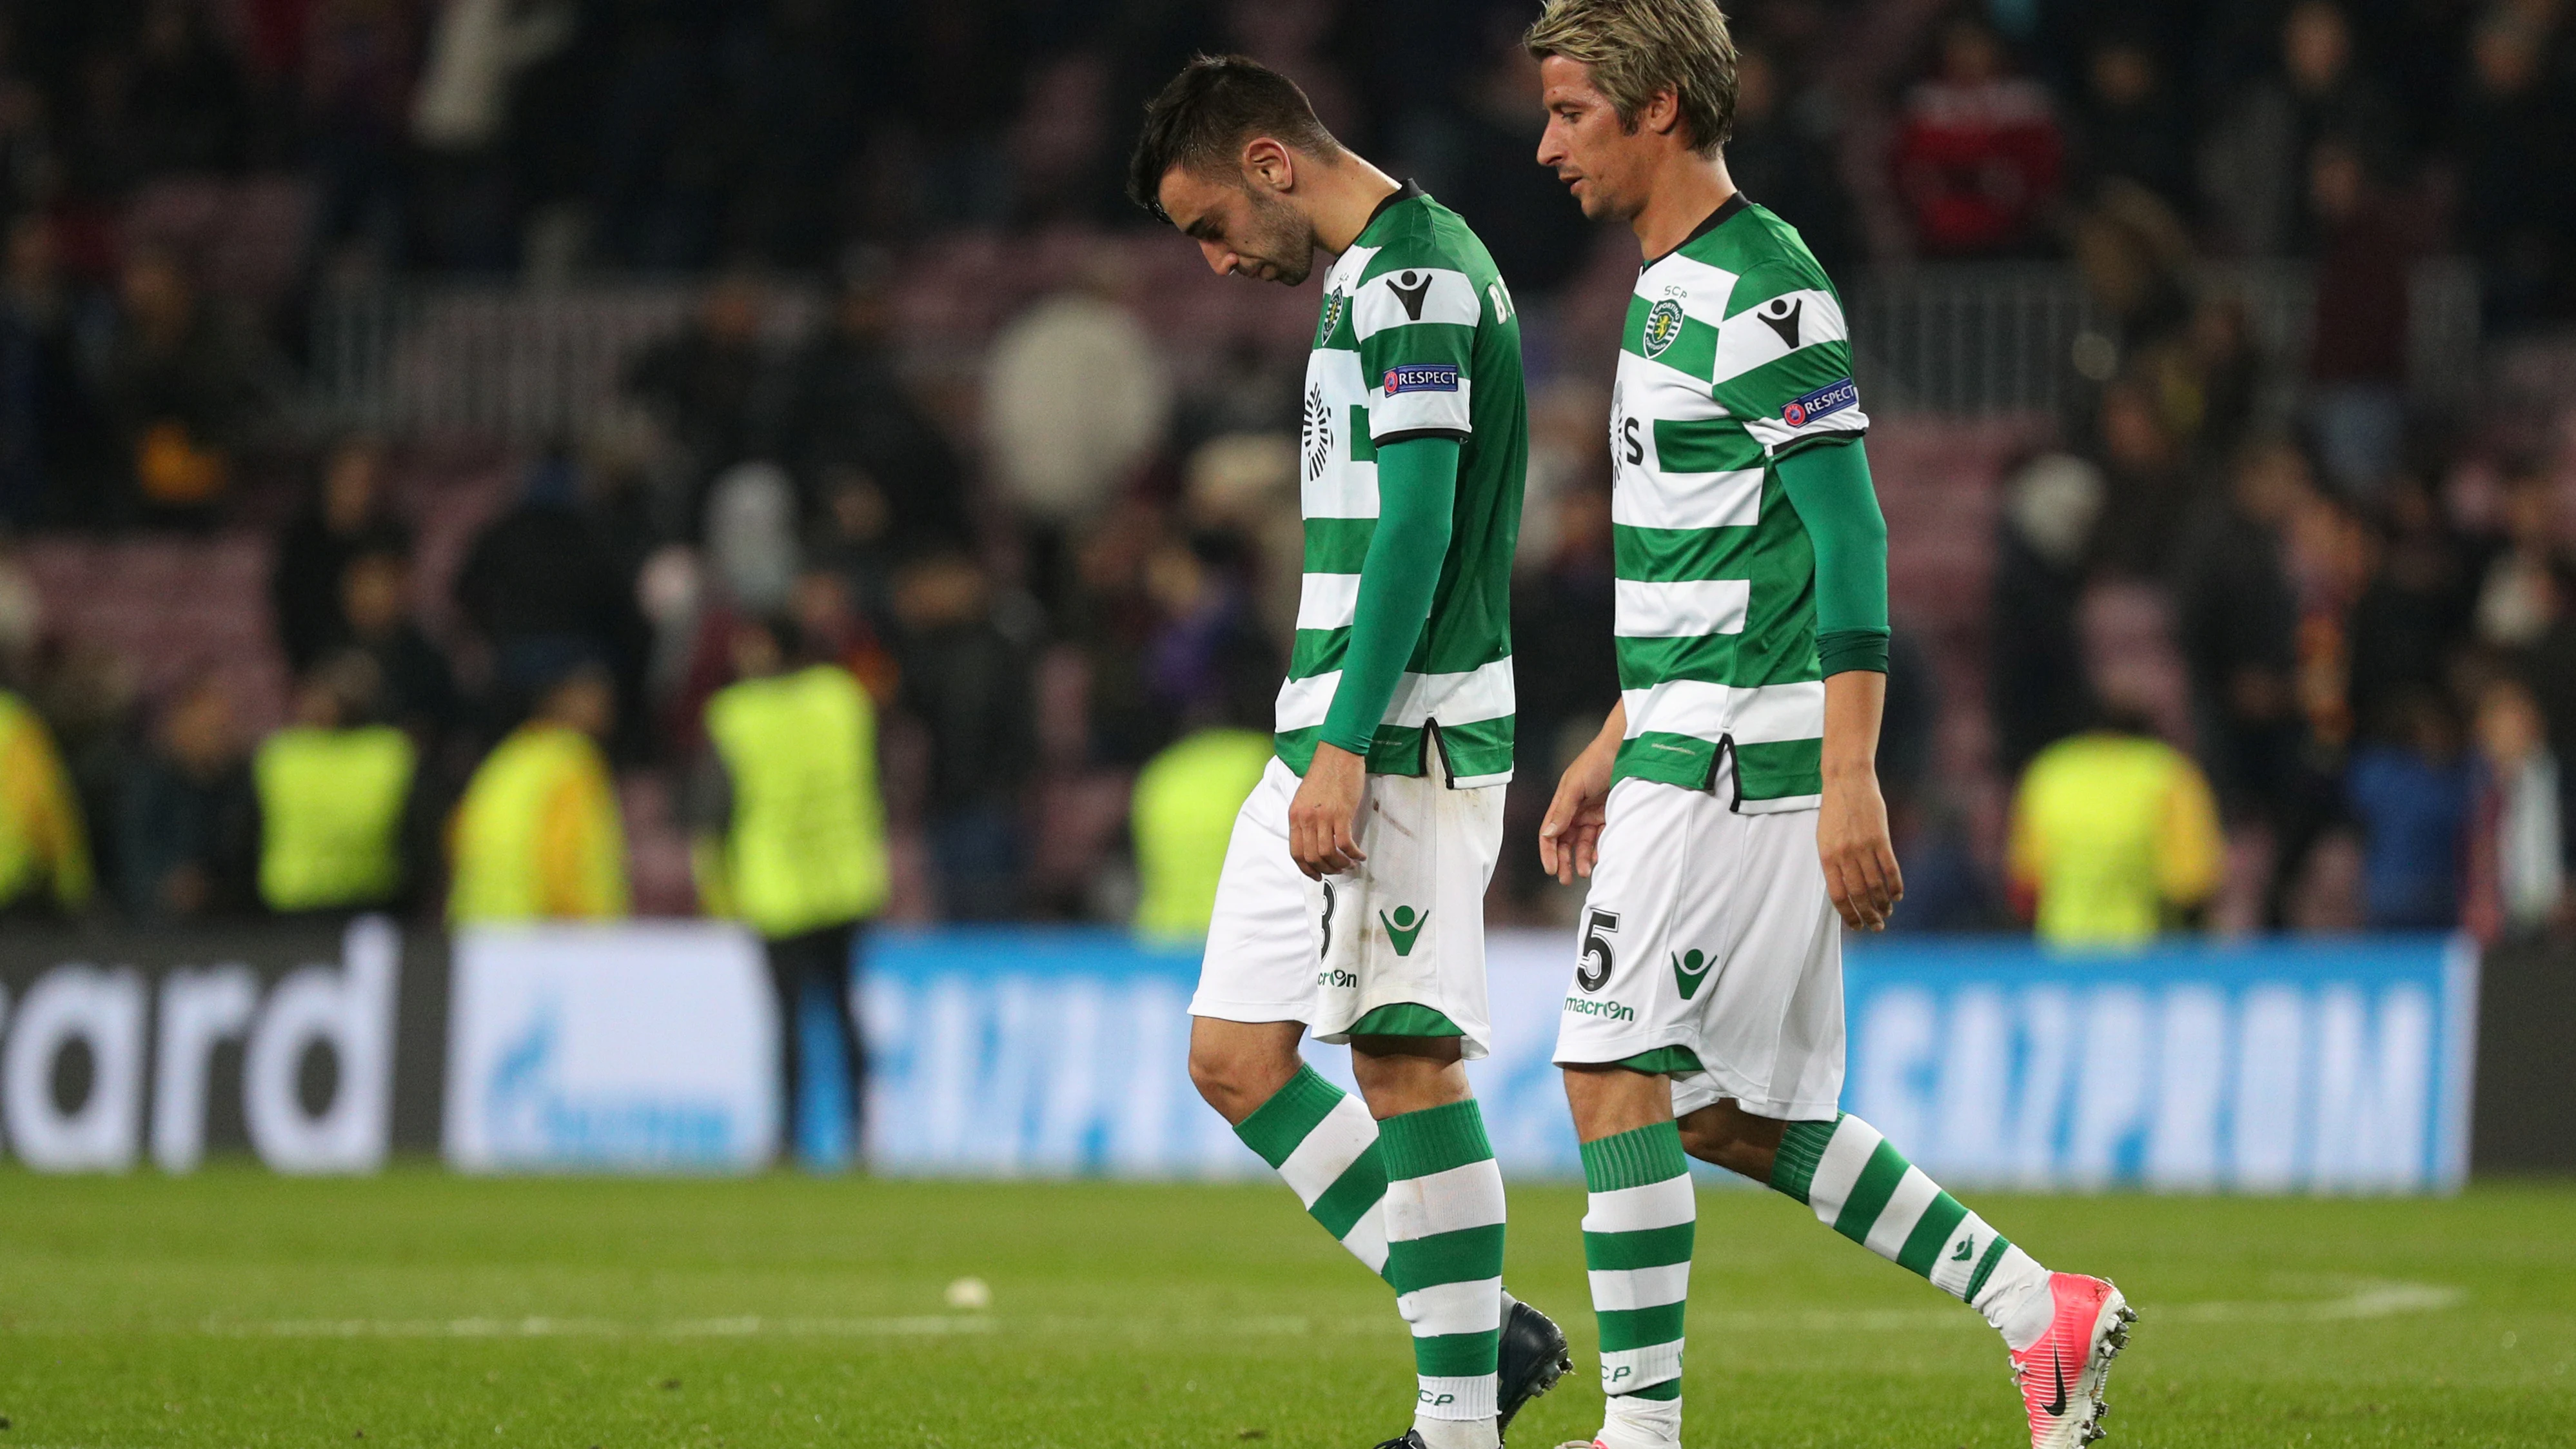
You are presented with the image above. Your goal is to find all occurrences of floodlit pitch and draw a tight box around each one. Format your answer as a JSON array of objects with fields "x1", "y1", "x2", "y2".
[{"x1": 2, "y1": 1170, "x2": 2571, "y2": 1446}]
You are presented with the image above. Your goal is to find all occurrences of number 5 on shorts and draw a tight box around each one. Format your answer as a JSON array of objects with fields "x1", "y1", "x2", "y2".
[{"x1": 1576, "y1": 909, "x2": 1619, "y2": 992}]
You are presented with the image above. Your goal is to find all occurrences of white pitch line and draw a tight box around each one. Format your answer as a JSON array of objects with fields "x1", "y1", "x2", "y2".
[
  {"x1": 2159, "y1": 1280, "x2": 2468, "y2": 1323},
  {"x1": 96, "y1": 1282, "x2": 2468, "y2": 1344},
  {"x1": 208, "y1": 1317, "x2": 621, "y2": 1338},
  {"x1": 660, "y1": 1316, "x2": 998, "y2": 1337},
  {"x1": 199, "y1": 1315, "x2": 999, "y2": 1339}
]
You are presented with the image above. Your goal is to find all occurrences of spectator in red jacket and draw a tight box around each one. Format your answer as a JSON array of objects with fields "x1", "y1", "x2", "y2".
[{"x1": 1892, "y1": 17, "x2": 2065, "y2": 256}]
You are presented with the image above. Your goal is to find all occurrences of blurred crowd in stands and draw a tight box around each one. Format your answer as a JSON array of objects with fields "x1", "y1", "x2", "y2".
[
  {"x1": 2, "y1": 0, "x2": 2568, "y2": 298},
  {"x1": 1, "y1": 0, "x2": 2574, "y2": 945}
]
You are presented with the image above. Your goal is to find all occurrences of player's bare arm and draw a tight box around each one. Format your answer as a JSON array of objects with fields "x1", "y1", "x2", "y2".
[{"x1": 1818, "y1": 670, "x2": 1903, "y2": 931}]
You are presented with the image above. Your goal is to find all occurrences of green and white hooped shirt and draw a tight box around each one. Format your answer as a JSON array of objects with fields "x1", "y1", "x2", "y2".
[
  {"x1": 1609, "y1": 194, "x2": 1871, "y2": 811},
  {"x1": 1281, "y1": 183, "x2": 1528, "y2": 787}
]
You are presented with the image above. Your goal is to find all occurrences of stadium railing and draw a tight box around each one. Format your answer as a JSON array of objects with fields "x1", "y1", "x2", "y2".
[
  {"x1": 1842, "y1": 257, "x2": 2479, "y2": 417},
  {"x1": 305, "y1": 259, "x2": 2481, "y2": 442}
]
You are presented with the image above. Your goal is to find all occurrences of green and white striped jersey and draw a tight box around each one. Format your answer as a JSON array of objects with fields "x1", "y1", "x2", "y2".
[
  {"x1": 1609, "y1": 195, "x2": 1869, "y2": 811},
  {"x1": 1280, "y1": 184, "x2": 1526, "y2": 786}
]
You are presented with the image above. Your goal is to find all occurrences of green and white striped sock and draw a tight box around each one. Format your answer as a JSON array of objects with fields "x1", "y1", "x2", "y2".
[
  {"x1": 1580, "y1": 1121, "x2": 1693, "y2": 1406},
  {"x1": 1769, "y1": 1113, "x2": 2055, "y2": 1349},
  {"x1": 1234, "y1": 1065, "x2": 1391, "y2": 1281},
  {"x1": 1380, "y1": 1098, "x2": 1506, "y2": 1437}
]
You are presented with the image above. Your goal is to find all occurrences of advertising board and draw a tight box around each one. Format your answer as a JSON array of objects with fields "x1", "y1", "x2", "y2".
[
  {"x1": 441, "y1": 922, "x2": 776, "y2": 1172},
  {"x1": 0, "y1": 922, "x2": 2486, "y2": 1190},
  {"x1": 861, "y1": 930, "x2": 2479, "y2": 1192},
  {"x1": 0, "y1": 919, "x2": 442, "y2": 1172}
]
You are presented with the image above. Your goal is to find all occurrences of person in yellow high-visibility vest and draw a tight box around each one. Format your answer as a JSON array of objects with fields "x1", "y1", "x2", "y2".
[
  {"x1": 449, "y1": 662, "x2": 629, "y2": 923},
  {"x1": 254, "y1": 653, "x2": 423, "y2": 916},
  {"x1": 1131, "y1": 725, "x2": 1274, "y2": 939},
  {"x1": 0, "y1": 687, "x2": 93, "y2": 920},
  {"x1": 2007, "y1": 711, "x2": 2225, "y2": 947},
  {"x1": 690, "y1": 615, "x2": 889, "y2": 1161}
]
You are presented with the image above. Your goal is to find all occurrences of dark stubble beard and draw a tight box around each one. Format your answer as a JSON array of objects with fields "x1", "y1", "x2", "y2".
[{"x1": 1243, "y1": 186, "x2": 1317, "y2": 286}]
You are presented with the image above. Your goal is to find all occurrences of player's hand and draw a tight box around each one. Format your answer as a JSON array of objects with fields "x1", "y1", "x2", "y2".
[
  {"x1": 1288, "y1": 743, "x2": 1369, "y2": 880},
  {"x1": 1817, "y1": 764, "x2": 1903, "y2": 931},
  {"x1": 1538, "y1": 724, "x2": 1620, "y2": 885}
]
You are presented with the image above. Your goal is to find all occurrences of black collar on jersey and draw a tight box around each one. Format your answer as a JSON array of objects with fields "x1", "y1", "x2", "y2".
[
  {"x1": 1642, "y1": 190, "x2": 1751, "y2": 269},
  {"x1": 1360, "y1": 179, "x2": 1427, "y2": 239}
]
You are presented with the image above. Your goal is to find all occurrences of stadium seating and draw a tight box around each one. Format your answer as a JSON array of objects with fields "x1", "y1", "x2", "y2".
[{"x1": 19, "y1": 532, "x2": 286, "y2": 732}]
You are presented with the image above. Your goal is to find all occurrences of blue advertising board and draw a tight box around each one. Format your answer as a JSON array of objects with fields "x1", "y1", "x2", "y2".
[
  {"x1": 1837, "y1": 936, "x2": 2477, "y2": 1194},
  {"x1": 858, "y1": 929, "x2": 2478, "y2": 1193}
]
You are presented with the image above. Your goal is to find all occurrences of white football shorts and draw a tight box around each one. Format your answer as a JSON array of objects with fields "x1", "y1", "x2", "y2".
[
  {"x1": 1551, "y1": 760, "x2": 1845, "y2": 1121},
  {"x1": 1191, "y1": 755, "x2": 1504, "y2": 1059}
]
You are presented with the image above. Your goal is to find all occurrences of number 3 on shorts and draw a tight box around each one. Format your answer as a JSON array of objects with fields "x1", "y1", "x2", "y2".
[{"x1": 1576, "y1": 909, "x2": 1619, "y2": 992}]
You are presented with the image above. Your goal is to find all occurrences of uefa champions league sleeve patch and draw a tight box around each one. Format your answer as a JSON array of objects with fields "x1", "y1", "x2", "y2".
[
  {"x1": 1780, "y1": 377, "x2": 1858, "y2": 428},
  {"x1": 1383, "y1": 364, "x2": 1460, "y2": 395}
]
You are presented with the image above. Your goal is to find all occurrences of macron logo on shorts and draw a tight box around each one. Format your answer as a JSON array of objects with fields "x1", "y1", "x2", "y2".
[
  {"x1": 1383, "y1": 364, "x2": 1459, "y2": 396},
  {"x1": 1563, "y1": 996, "x2": 1636, "y2": 1022}
]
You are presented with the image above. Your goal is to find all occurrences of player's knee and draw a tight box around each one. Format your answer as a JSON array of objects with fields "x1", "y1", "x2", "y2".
[
  {"x1": 1185, "y1": 1047, "x2": 1238, "y2": 1112},
  {"x1": 1186, "y1": 1043, "x2": 1288, "y2": 1123}
]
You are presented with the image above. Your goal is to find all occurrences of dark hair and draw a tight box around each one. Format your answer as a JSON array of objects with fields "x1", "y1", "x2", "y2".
[{"x1": 1126, "y1": 54, "x2": 1342, "y2": 221}]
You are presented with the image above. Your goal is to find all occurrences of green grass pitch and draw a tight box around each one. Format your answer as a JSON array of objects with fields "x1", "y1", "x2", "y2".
[{"x1": 3, "y1": 1168, "x2": 2571, "y2": 1447}]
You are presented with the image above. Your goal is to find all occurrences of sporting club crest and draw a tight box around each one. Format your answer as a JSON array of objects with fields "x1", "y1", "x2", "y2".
[
  {"x1": 1316, "y1": 291, "x2": 1346, "y2": 346},
  {"x1": 1642, "y1": 297, "x2": 1686, "y2": 359}
]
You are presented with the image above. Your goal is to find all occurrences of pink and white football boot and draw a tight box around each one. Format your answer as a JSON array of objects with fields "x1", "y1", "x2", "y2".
[{"x1": 2007, "y1": 1273, "x2": 2138, "y2": 1447}]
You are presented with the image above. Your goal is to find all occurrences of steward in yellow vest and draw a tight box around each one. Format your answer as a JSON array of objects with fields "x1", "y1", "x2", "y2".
[
  {"x1": 0, "y1": 688, "x2": 93, "y2": 918},
  {"x1": 697, "y1": 658, "x2": 891, "y2": 939},
  {"x1": 255, "y1": 654, "x2": 420, "y2": 914},
  {"x1": 1131, "y1": 726, "x2": 1273, "y2": 938},
  {"x1": 449, "y1": 663, "x2": 629, "y2": 924},
  {"x1": 2007, "y1": 722, "x2": 2224, "y2": 947},
  {"x1": 691, "y1": 615, "x2": 887, "y2": 1163}
]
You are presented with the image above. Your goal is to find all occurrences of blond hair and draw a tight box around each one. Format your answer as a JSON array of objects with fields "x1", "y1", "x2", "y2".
[{"x1": 1524, "y1": 0, "x2": 1739, "y2": 157}]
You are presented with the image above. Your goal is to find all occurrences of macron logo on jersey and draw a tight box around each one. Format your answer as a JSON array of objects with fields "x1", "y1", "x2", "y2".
[
  {"x1": 1782, "y1": 377, "x2": 1858, "y2": 427},
  {"x1": 1384, "y1": 364, "x2": 1459, "y2": 396}
]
